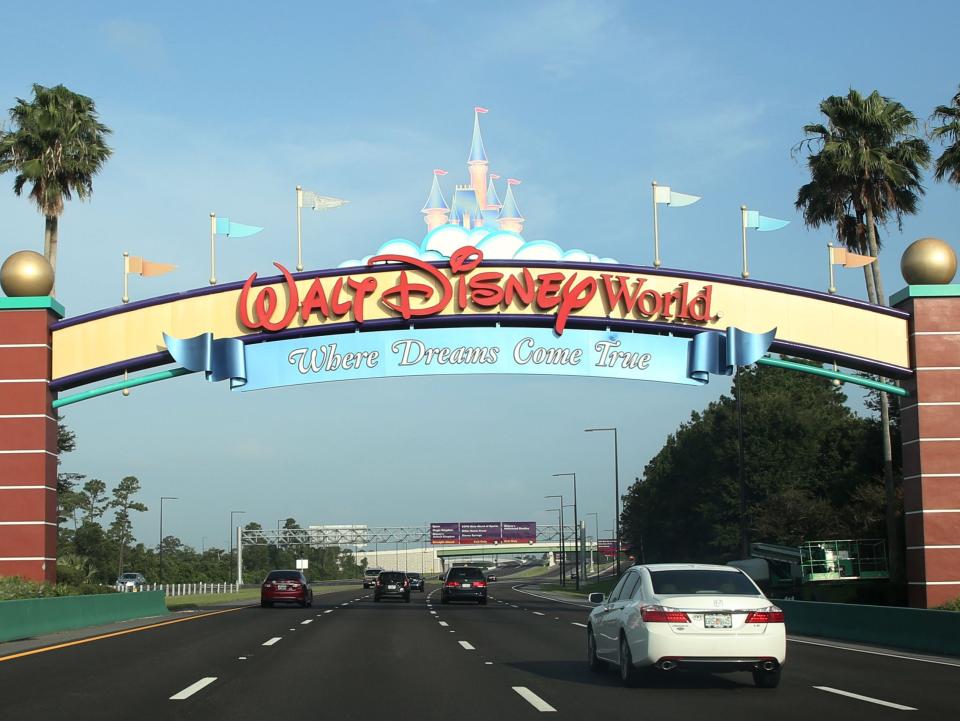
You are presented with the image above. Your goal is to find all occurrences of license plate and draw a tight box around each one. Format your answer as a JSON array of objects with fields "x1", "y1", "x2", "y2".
[
  {"x1": 277, "y1": 584, "x2": 288, "y2": 590},
  {"x1": 461, "y1": 583, "x2": 471, "y2": 588},
  {"x1": 704, "y1": 613, "x2": 732, "y2": 629},
  {"x1": 388, "y1": 585, "x2": 396, "y2": 590}
]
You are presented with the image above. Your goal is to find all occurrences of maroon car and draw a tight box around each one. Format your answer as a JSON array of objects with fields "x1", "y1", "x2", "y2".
[{"x1": 261, "y1": 570, "x2": 313, "y2": 608}]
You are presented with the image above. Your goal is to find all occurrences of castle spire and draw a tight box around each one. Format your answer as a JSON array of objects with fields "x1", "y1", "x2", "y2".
[
  {"x1": 498, "y1": 179, "x2": 524, "y2": 234},
  {"x1": 468, "y1": 107, "x2": 488, "y2": 163},
  {"x1": 485, "y1": 174, "x2": 502, "y2": 209},
  {"x1": 421, "y1": 170, "x2": 450, "y2": 231}
]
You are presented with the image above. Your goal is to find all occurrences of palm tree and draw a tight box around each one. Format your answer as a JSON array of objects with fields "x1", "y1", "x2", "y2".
[
  {"x1": 0, "y1": 84, "x2": 112, "y2": 292},
  {"x1": 795, "y1": 89, "x2": 931, "y2": 583},
  {"x1": 931, "y1": 85, "x2": 960, "y2": 186}
]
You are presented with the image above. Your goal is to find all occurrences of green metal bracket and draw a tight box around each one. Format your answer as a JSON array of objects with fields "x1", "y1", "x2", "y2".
[
  {"x1": 756, "y1": 357, "x2": 908, "y2": 397},
  {"x1": 52, "y1": 368, "x2": 194, "y2": 409}
]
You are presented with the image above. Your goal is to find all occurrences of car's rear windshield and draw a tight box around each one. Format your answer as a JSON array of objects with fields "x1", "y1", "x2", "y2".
[
  {"x1": 120, "y1": 573, "x2": 139, "y2": 579},
  {"x1": 265, "y1": 571, "x2": 301, "y2": 582},
  {"x1": 408, "y1": 573, "x2": 421, "y2": 578},
  {"x1": 379, "y1": 572, "x2": 406, "y2": 582},
  {"x1": 447, "y1": 567, "x2": 484, "y2": 580},
  {"x1": 364, "y1": 569, "x2": 381, "y2": 576},
  {"x1": 650, "y1": 569, "x2": 759, "y2": 596}
]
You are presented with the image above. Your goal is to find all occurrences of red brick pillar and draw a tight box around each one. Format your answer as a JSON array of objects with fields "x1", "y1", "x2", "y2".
[
  {"x1": 894, "y1": 286, "x2": 960, "y2": 608},
  {"x1": 0, "y1": 297, "x2": 63, "y2": 583}
]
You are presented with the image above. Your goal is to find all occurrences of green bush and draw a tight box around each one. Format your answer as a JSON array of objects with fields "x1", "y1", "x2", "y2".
[
  {"x1": 0, "y1": 576, "x2": 116, "y2": 601},
  {"x1": 936, "y1": 596, "x2": 960, "y2": 612}
]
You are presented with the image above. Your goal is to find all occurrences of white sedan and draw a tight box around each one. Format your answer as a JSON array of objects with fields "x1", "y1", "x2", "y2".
[{"x1": 586, "y1": 563, "x2": 786, "y2": 688}]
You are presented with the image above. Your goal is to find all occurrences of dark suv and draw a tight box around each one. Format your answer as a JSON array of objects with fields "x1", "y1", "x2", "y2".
[
  {"x1": 407, "y1": 572, "x2": 425, "y2": 592},
  {"x1": 441, "y1": 566, "x2": 487, "y2": 605},
  {"x1": 374, "y1": 571, "x2": 411, "y2": 602}
]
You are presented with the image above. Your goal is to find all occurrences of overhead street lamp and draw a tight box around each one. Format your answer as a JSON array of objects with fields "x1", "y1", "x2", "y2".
[
  {"x1": 159, "y1": 497, "x2": 178, "y2": 585},
  {"x1": 545, "y1": 495, "x2": 565, "y2": 586},
  {"x1": 230, "y1": 510, "x2": 246, "y2": 559},
  {"x1": 586, "y1": 427, "x2": 622, "y2": 576},
  {"x1": 553, "y1": 473, "x2": 580, "y2": 591}
]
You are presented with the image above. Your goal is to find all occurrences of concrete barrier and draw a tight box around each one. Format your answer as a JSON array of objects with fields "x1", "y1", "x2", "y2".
[
  {"x1": 778, "y1": 599, "x2": 960, "y2": 656},
  {"x1": 0, "y1": 591, "x2": 168, "y2": 643}
]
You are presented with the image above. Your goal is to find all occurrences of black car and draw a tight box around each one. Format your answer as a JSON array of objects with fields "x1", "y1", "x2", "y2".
[
  {"x1": 441, "y1": 566, "x2": 487, "y2": 605},
  {"x1": 374, "y1": 571, "x2": 411, "y2": 602},
  {"x1": 407, "y1": 572, "x2": 425, "y2": 592}
]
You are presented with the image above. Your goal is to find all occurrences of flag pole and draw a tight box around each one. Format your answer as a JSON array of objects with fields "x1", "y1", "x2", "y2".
[
  {"x1": 209, "y1": 212, "x2": 217, "y2": 286},
  {"x1": 740, "y1": 205, "x2": 749, "y2": 279},
  {"x1": 652, "y1": 181, "x2": 661, "y2": 268},
  {"x1": 296, "y1": 185, "x2": 303, "y2": 272},
  {"x1": 827, "y1": 242, "x2": 837, "y2": 294},
  {"x1": 122, "y1": 252, "x2": 129, "y2": 304}
]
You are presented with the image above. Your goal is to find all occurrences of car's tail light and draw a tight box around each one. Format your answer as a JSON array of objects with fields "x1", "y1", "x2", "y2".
[
  {"x1": 445, "y1": 581, "x2": 460, "y2": 588},
  {"x1": 376, "y1": 581, "x2": 382, "y2": 587},
  {"x1": 472, "y1": 581, "x2": 487, "y2": 588},
  {"x1": 404, "y1": 580, "x2": 410, "y2": 587},
  {"x1": 640, "y1": 605, "x2": 690, "y2": 623},
  {"x1": 745, "y1": 607, "x2": 785, "y2": 624}
]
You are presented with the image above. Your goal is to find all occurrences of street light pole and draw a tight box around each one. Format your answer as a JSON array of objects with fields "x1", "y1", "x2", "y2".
[
  {"x1": 554, "y1": 473, "x2": 580, "y2": 591},
  {"x1": 159, "y1": 497, "x2": 177, "y2": 585},
  {"x1": 586, "y1": 427, "x2": 622, "y2": 576},
  {"x1": 586, "y1": 512, "x2": 599, "y2": 584},
  {"x1": 230, "y1": 510, "x2": 245, "y2": 563},
  {"x1": 545, "y1": 495, "x2": 565, "y2": 586}
]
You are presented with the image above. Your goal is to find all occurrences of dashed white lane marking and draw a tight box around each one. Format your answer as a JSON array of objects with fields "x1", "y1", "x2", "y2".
[
  {"x1": 262, "y1": 637, "x2": 282, "y2": 646},
  {"x1": 571, "y1": 622, "x2": 588, "y2": 628},
  {"x1": 533, "y1": 611, "x2": 545, "y2": 616},
  {"x1": 301, "y1": 619, "x2": 312, "y2": 625},
  {"x1": 324, "y1": 610, "x2": 334, "y2": 614},
  {"x1": 341, "y1": 603, "x2": 349, "y2": 606},
  {"x1": 439, "y1": 621, "x2": 449, "y2": 627},
  {"x1": 170, "y1": 677, "x2": 218, "y2": 700},
  {"x1": 430, "y1": 610, "x2": 437, "y2": 615},
  {"x1": 459, "y1": 641, "x2": 476, "y2": 650},
  {"x1": 813, "y1": 686, "x2": 916, "y2": 711},
  {"x1": 513, "y1": 687, "x2": 556, "y2": 712},
  {"x1": 238, "y1": 656, "x2": 247, "y2": 660},
  {"x1": 485, "y1": 661, "x2": 493, "y2": 665}
]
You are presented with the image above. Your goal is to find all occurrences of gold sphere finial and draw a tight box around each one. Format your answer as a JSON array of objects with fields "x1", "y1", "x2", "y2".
[
  {"x1": 901, "y1": 237, "x2": 957, "y2": 285},
  {"x1": 0, "y1": 251, "x2": 55, "y2": 297}
]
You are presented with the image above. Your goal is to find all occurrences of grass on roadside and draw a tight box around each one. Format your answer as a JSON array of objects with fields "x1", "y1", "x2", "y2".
[
  {"x1": 502, "y1": 564, "x2": 554, "y2": 580},
  {"x1": 165, "y1": 583, "x2": 359, "y2": 610},
  {"x1": 539, "y1": 578, "x2": 618, "y2": 597}
]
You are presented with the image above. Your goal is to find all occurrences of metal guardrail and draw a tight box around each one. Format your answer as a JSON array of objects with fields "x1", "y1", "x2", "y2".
[{"x1": 119, "y1": 582, "x2": 240, "y2": 597}]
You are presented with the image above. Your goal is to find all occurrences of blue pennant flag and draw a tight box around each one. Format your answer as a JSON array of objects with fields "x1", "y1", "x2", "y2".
[
  {"x1": 688, "y1": 326, "x2": 777, "y2": 383},
  {"x1": 215, "y1": 217, "x2": 263, "y2": 238},
  {"x1": 744, "y1": 210, "x2": 790, "y2": 232},
  {"x1": 162, "y1": 332, "x2": 247, "y2": 388}
]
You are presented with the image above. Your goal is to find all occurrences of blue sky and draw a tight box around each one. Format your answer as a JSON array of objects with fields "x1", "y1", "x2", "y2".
[{"x1": 1, "y1": 1, "x2": 957, "y2": 551}]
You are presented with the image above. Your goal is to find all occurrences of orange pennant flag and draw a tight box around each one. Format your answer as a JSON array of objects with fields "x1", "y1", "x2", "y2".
[
  {"x1": 830, "y1": 247, "x2": 875, "y2": 268},
  {"x1": 125, "y1": 256, "x2": 177, "y2": 277}
]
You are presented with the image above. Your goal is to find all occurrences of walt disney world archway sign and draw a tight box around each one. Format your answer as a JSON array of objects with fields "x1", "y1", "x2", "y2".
[{"x1": 1, "y1": 244, "x2": 958, "y2": 608}]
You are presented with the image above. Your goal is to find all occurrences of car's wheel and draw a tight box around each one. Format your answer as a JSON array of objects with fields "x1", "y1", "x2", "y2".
[
  {"x1": 587, "y1": 627, "x2": 606, "y2": 672},
  {"x1": 753, "y1": 668, "x2": 781, "y2": 689},
  {"x1": 618, "y1": 635, "x2": 640, "y2": 687},
  {"x1": 441, "y1": 595, "x2": 449, "y2": 604}
]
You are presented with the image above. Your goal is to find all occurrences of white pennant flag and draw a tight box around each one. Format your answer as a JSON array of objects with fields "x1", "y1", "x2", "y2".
[
  {"x1": 300, "y1": 190, "x2": 349, "y2": 211},
  {"x1": 654, "y1": 185, "x2": 701, "y2": 207}
]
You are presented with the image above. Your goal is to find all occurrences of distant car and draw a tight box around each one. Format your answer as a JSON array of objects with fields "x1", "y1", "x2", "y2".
[
  {"x1": 374, "y1": 571, "x2": 410, "y2": 602},
  {"x1": 363, "y1": 567, "x2": 384, "y2": 589},
  {"x1": 487, "y1": 573, "x2": 497, "y2": 582},
  {"x1": 261, "y1": 570, "x2": 313, "y2": 608},
  {"x1": 586, "y1": 563, "x2": 785, "y2": 688},
  {"x1": 115, "y1": 572, "x2": 146, "y2": 591},
  {"x1": 441, "y1": 566, "x2": 487, "y2": 605},
  {"x1": 407, "y1": 572, "x2": 425, "y2": 592}
]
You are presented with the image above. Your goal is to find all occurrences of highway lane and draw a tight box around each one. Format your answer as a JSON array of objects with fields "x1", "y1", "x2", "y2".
[{"x1": 0, "y1": 581, "x2": 957, "y2": 719}]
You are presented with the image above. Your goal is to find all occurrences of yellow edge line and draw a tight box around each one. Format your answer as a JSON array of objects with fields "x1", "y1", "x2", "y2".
[{"x1": 0, "y1": 605, "x2": 248, "y2": 663}]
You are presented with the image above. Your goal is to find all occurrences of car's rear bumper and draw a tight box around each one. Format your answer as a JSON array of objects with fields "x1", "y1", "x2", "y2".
[
  {"x1": 442, "y1": 589, "x2": 486, "y2": 602},
  {"x1": 636, "y1": 626, "x2": 786, "y2": 668},
  {"x1": 261, "y1": 592, "x2": 308, "y2": 603},
  {"x1": 375, "y1": 589, "x2": 409, "y2": 597}
]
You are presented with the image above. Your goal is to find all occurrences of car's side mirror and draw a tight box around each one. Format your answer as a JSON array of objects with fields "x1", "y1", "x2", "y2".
[{"x1": 588, "y1": 592, "x2": 605, "y2": 604}]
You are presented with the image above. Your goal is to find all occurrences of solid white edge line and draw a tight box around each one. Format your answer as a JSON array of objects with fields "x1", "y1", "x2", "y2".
[
  {"x1": 511, "y1": 584, "x2": 594, "y2": 608},
  {"x1": 788, "y1": 637, "x2": 960, "y2": 668},
  {"x1": 439, "y1": 621, "x2": 449, "y2": 627},
  {"x1": 301, "y1": 619, "x2": 312, "y2": 624},
  {"x1": 459, "y1": 641, "x2": 475, "y2": 650},
  {"x1": 324, "y1": 610, "x2": 334, "y2": 614},
  {"x1": 170, "y1": 677, "x2": 217, "y2": 700},
  {"x1": 813, "y1": 686, "x2": 916, "y2": 711},
  {"x1": 572, "y1": 622, "x2": 587, "y2": 628},
  {"x1": 262, "y1": 637, "x2": 282, "y2": 646},
  {"x1": 513, "y1": 686, "x2": 556, "y2": 712},
  {"x1": 533, "y1": 611, "x2": 545, "y2": 616}
]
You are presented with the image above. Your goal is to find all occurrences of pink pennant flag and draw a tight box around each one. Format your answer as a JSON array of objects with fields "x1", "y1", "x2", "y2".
[
  {"x1": 433, "y1": 168, "x2": 448, "y2": 176},
  {"x1": 507, "y1": 178, "x2": 521, "y2": 186},
  {"x1": 474, "y1": 106, "x2": 489, "y2": 114},
  {"x1": 490, "y1": 173, "x2": 501, "y2": 180}
]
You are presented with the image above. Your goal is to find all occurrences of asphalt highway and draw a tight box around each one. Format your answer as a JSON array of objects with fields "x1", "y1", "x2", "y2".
[{"x1": 1, "y1": 582, "x2": 957, "y2": 720}]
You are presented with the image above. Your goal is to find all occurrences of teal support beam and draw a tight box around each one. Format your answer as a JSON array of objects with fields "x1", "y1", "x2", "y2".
[
  {"x1": 756, "y1": 357, "x2": 908, "y2": 397},
  {"x1": 52, "y1": 368, "x2": 194, "y2": 409}
]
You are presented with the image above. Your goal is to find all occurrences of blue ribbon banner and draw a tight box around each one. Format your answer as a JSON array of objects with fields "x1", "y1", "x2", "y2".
[
  {"x1": 162, "y1": 332, "x2": 247, "y2": 388},
  {"x1": 214, "y1": 325, "x2": 776, "y2": 393}
]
